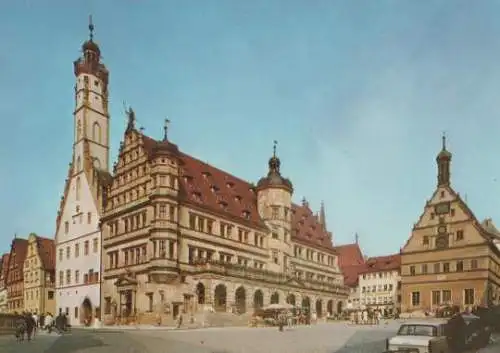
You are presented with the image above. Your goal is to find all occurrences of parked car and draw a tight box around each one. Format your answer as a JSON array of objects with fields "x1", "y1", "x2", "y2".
[
  {"x1": 460, "y1": 313, "x2": 491, "y2": 349},
  {"x1": 386, "y1": 320, "x2": 450, "y2": 353}
]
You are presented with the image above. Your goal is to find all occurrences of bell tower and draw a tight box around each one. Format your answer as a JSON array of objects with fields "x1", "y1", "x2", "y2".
[{"x1": 73, "y1": 16, "x2": 110, "y2": 174}]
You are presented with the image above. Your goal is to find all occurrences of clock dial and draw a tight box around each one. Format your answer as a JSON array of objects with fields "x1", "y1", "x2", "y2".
[{"x1": 438, "y1": 225, "x2": 447, "y2": 234}]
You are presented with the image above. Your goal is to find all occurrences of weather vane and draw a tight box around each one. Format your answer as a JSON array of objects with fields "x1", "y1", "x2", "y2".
[
  {"x1": 273, "y1": 140, "x2": 278, "y2": 157},
  {"x1": 163, "y1": 118, "x2": 170, "y2": 141}
]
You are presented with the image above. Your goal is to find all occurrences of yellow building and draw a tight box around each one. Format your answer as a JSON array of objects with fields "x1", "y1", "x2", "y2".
[
  {"x1": 401, "y1": 136, "x2": 500, "y2": 313},
  {"x1": 23, "y1": 233, "x2": 56, "y2": 314}
]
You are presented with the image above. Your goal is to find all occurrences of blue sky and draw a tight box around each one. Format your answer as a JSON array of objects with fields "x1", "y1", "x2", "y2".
[{"x1": 2, "y1": 0, "x2": 500, "y2": 256}]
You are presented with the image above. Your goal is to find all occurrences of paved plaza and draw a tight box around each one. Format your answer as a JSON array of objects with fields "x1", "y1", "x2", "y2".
[{"x1": 0, "y1": 321, "x2": 498, "y2": 353}]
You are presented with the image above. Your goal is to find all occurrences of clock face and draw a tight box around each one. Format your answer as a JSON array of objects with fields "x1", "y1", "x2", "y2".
[
  {"x1": 438, "y1": 225, "x2": 447, "y2": 234},
  {"x1": 435, "y1": 202, "x2": 450, "y2": 215}
]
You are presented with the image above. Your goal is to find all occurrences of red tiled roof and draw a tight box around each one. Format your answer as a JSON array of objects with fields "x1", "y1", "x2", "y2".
[
  {"x1": 342, "y1": 264, "x2": 365, "y2": 287},
  {"x1": 35, "y1": 236, "x2": 55, "y2": 271},
  {"x1": 131, "y1": 130, "x2": 336, "y2": 251},
  {"x1": 291, "y1": 203, "x2": 334, "y2": 251},
  {"x1": 333, "y1": 243, "x2": 364, "y2": 267},
  {"x1": 359, "y1": 254, "x2": 401, "y2": 274}
]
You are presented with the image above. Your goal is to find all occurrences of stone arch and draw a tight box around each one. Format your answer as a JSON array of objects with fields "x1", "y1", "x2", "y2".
[
  {"x1": 80, "y1": 297, "x2": 93, "y2": 326},
  {"x1": 286, "y1": 293, "x2": 296, "y2": 306},
  {"x1": 235, "y1": 286, "x2": 246, "y2": 314},
  {"x1": 92, "y1": 122, "x2": 102, "y2": 144},
  {"x1": 214, "y1": 284, "x2": 227, "y2": 312},
  {"x1": 302, "y1": 296, "x2": 311, "y2": 312},
  {"x1": 315, "y1": 299, "x2": 323, "y2": 318},
  {"x1": 253, "y1": 289, "x2": 264, "y2": 311},
  {"x1": 76, "y1": 177, "x2": 81, "y2": 201},
  {"x1": 196, "y1": 282, "x2": 205, "y2": 305},
  {"x1": 337, "y1": 301, "x2": 344, "y2": 314},
  {"x1": 327, "y1": 300, "x2": 334, "y2": 316},
  {"x1": 270, "y1": 292, "x2": 279, "y2": 304}
]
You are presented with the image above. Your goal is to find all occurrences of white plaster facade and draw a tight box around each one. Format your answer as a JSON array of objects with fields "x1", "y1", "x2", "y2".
[
  {"x1": 358, "y1": 270, "x2": 400, "y2": 312},
  {"x1": 54, "y1": 35, "x2": 109, "y2": 326}
]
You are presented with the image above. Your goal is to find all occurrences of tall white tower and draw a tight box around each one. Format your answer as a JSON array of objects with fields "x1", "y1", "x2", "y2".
[{"x1": 55, "y1": 17, "x2": 110, "y2": 326}]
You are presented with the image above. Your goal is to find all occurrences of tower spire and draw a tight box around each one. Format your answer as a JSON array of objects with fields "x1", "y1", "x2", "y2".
[
  {"x1": 436, "y1": 132, "x2": 452, "y2": 187},
  {"x1": 319, "y1": 201, "x2": 326, "y2": 230},
  {"x1": 163, "y1": 118, "x2": 170, "y2": 141},
  {"x1": 273, "y1": 140, "x2": 277, "y2": 158},
  {"x1": 89, "y1": 15, "x2": 95, "y2": 41}
]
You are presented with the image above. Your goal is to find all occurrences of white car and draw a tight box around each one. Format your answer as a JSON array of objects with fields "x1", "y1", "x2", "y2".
[{"x1": 386, "y1": 320, "x2": 450, "y2": 353}]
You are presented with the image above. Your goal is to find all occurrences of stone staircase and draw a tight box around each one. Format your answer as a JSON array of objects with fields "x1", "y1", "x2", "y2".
[{"x1": 202, "y1": 311, "x2": 252, "y2": 328}]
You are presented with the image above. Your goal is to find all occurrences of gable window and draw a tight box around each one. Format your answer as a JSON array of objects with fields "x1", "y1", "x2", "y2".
[
  {"x1": 434, "y1": 263, "x2": 440, "y2": 273},
  {"x1": 409, "y1": 266, "x2": 416, "y2": 276},
  {"x1": 422, "y1": 236, "x2": 429, "y2": 245},
  {"x1": 456, "y1": 230, "x2": 464, "y2": 241},
  {"x1": 411, "y1": 291, "x2": 420, "y2": 306},
  {"x1": 443, "y1": 262, "x2": 450, "y2": 273},
  {"x1": 456, "y1": 260, "x2": 463, "y2": 272},
  {"x1": 64, "y1": 222, "x2": 69, "y2": 234},
  {"x1": 450, "y1": 208, "x2": 455, "y2": 217}
]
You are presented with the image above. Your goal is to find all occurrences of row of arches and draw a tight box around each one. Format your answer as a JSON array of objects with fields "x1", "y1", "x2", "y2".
[{"x1": 196, "y1": 283, "x2": 343, "y2": 316}]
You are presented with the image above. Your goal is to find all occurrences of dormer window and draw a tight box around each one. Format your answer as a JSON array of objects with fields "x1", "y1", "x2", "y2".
[
  {"x1": 210, "y1": 185, "x2": 219, "y2": 193},
  {"x1": 192, "y1": 191, "x2": 202, "y2": 202},
  {"x1": 242, "y1": 211, "x2": 250, "y2": 219},
  {"x1": 226, "y1": 181, "x2": 234, "y2": 188},
  {"x1": 202, "y1": 171, "x2": 211, "y2": 179},
  {"x1": 235, "y1": 195, "x2": 242, "y2": 202},
  {"x1": 183, "y1": 175, "x2": 193, "y2": 183},
  {"x1": 219, "y1": 201, "x2": 228, "y2": 209}
]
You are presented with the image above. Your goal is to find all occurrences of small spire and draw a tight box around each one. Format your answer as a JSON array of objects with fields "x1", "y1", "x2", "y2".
[
  {"x1": 442, "y1": 131, "x2": 446, "y2": 151},
  {"x1": 163, "y1": 118, "x2": 170, "y2": 141},
  {"x1": 355, "y1": 232, "x2": 359, "y2": 244},
  {"x1": 319, "y1": 201, "x2": 326, "y2": 230},
  {"x1": 273, "y1": 140, "x2": 278, "y2": 158},
  {"x1": 88, "y1": 15, "x2": 95, "y2": 41}
]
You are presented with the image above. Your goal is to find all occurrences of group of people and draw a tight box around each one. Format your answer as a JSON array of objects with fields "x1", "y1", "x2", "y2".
[
  {"x1": 14, "y1": 311, "x2": 69, "y2": 342},
  {"x1": 349, "y1": 309, "x2": 385, "y2": 325}
]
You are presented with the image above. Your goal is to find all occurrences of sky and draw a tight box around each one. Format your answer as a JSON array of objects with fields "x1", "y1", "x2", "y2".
[{"x1": 2, "y1": 0, "x2": 500, "y2": 256}]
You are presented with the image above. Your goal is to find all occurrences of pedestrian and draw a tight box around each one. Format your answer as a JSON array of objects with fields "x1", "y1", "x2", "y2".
[{"x1": 176, "y1": 313, "x2": 183, "y2": 329}]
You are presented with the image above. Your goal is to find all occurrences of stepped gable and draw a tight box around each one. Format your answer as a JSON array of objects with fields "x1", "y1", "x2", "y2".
[
  {"x1": 6, "y1": 238, "x2": 28, "y2": 283},
  {"x1": 291, "y1": 203, "x2": 335, "y2": 251},
  {"x1": 360, "y1": 253, "x2": 400, "y2": 274},
  {"x1": 35, "y1": 236, "x2": 56, "y2": 271},
  {"x1": 135, "y1": 130, "x2": 336, "y2": 250}
]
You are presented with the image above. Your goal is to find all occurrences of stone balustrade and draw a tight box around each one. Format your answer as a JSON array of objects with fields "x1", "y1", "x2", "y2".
[{"x1": 192, "y1": 259, "x2": 349, "y2": 296}]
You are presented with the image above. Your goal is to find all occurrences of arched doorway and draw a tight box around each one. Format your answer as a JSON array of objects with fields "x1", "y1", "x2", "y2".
[
  {"x1": 81, "y1": 297, "x2": 93, "y2": 326},
  {"x1": 253, "y1": 290, "x2": 264, "y2": 311},
  {"x1": 286, "y1": 294, "x2": 296, "y2": 306},
  {"x1": 235, "y1": 286, "x2": 246, "y2": 314},
  {"x1": 337, "y1": 301, "x2": 343, "y2": 314},
  {"x1": 270, "y1": 292, "x2": 279, "y2": 304},
  {"x1": 327, "y1": 300, "x2": 333, "y2": 316},
  {"x1": 302, "y1": 297, "x2": 311, "y2": 313},
  {"x1": 315, "y1": 299, "x2": 323, "y2": 318},
  {"x1": 214, "y1": 284, "x2": 227, "y2": 312},
  {"x1": 196, "y1": 282, "x2": 205, "y2": 305}
]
